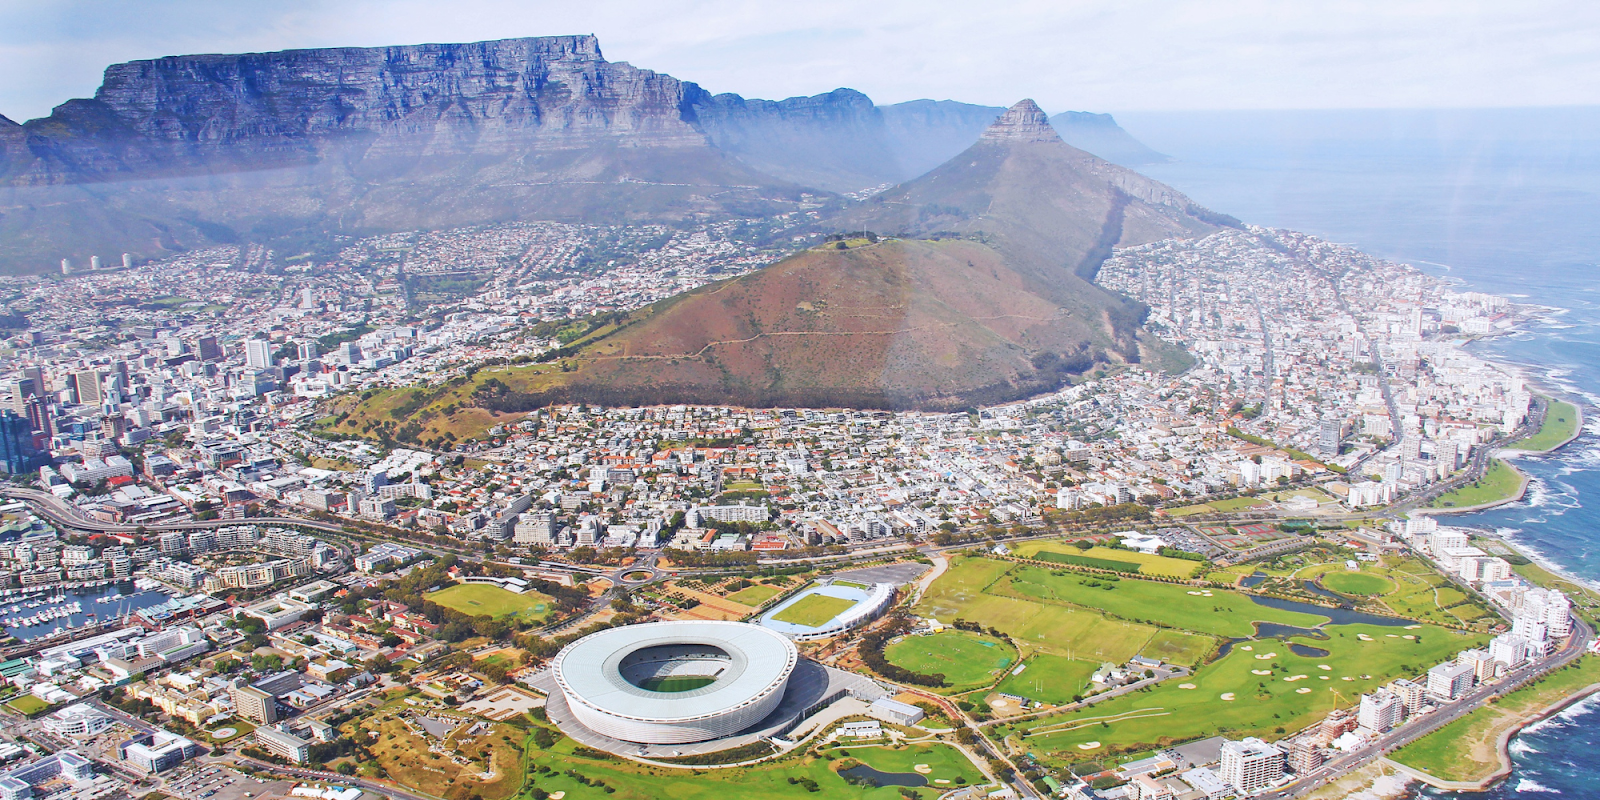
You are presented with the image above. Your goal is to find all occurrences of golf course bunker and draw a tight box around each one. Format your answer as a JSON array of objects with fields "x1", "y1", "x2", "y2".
[
  {"x1": 759, "y1": 580, "x2": 894, "y2": 641},
  {"x1": 839, "y1": 764, "x2": 927, "y2": 787}
]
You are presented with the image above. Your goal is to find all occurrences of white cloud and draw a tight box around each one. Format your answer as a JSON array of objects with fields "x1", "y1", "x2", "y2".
[{"x1": 2, "y1": 0, "x2": 1599, "y2": 122}]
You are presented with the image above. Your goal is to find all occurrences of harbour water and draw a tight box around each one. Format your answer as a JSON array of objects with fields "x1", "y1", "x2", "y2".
[
  {"x1": 1120, "y1": 107, "x2": 1600, "y2": 797},
  {"x1": 0, "y1": 580, "x2": 175, "y2": 642}
]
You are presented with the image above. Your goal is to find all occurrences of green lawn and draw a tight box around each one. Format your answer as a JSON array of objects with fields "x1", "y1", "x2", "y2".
[
  {"x1": 1138, "y1": 629, "x2": 1215, "y2": 667},
  {"x1": 1391, "y1": 655, "x2": 1600, "y2": 782},
  {"x1": 883, "y1": 630, "x2": 1017, "y2": 692},
  {"x1": 1321, "y1": 571, "x2": 1396, "y2": 596},
  {"x1": 1514, "y1": 399, "x2": 1581, "y2": 452},
  {"x1": 993, "y1": 564, "x2": 1327, "y2": 637},
  {"x1": 1009, "y1": 622, "x2": 1488, "y2": 765},
  {"x1": 995, "y1": 654, "x2": 1098, "y2": 705},
  {"x1": 771, "y1": 593, "x2": 858, "y2": 627},
  {"x1": 426, "y1": 583, "x2": 555, "y2": 621},
  {"x1": 1208, "y1": 496, "x2": 1268, "y2": 512},
  {"x1": 1430, "y1": 459, "x2": 1523, "y2": 508},
  {"x1": 5, "y1": 695, "x2": 47, "y2": 716},
  {"x1": 520, "y1": 732, "x2": 982, "y2": 800},
  {"x1": 727, "y1": 583, "x2": 784, "y2": 606}
]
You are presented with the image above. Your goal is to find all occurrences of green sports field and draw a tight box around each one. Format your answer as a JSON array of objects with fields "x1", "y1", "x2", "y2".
[
  {"x1": 1320, "y1": 571, "x2": 1395, "y2": 596},
  {"x1": 771, "y1": 593, "x2": 858, "y2": 627},
  {"x1": 995, "y1": 653, "x2": 1098, "y2": 705},
  {"x1": 727, "y1": 583, "x2": 784, "y2": 606},
  {"x1": 1137, "y1": 629, "x2": 1215, "y2": 667},
  {"x1": 426, "y1": 583, "x2": 555, "y2": 620},
  {"x1": 883, "y1": 630, "x2": 1017, "y2": 691},
  {"x1": 1514, "y1": 399, "x2": 1580, "y2": 452}
]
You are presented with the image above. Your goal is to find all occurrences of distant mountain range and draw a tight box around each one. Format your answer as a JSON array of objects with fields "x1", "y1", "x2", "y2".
[{"x1": 0, "y1": 35, "x2": 1167, "y2": 273}]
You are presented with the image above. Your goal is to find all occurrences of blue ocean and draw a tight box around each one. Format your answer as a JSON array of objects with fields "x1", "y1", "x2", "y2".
[{"x1": 1119, "y1": 107, "x2": 1600, "y2": 797}]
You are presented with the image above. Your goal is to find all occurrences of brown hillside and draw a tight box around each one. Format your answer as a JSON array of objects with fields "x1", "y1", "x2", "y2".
[{"x1": 478, "y1": 238, "x2": 1110, "y2": 411}]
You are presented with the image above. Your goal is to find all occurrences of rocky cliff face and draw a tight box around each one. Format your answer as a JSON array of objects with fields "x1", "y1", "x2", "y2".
[
  {"x1": 0, "y1": 35, "x2": 1178, "y2": 273},
  {"x1": 14, "y1": 35, "x2": 717, "y2": 184},
  {"x1": 694, "y1": 88, "x2": 904, "y2": 192}
]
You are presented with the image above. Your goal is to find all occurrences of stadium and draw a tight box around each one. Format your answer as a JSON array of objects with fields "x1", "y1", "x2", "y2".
[
  {"x1": 536, "y1": 620, "x2": 880, "y2": 757},
  {"x1": 759, "y1": 580, "x2": 895, "y2": 640}
]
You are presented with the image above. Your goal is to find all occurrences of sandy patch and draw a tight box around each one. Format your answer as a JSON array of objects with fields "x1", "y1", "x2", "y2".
[
  {"x1": 1357, "y1": 634, "x2": 1374, "y2": 641},
  {"x1": 914, "y1": 764, "x2": 932, "y2": 774},
  {"x1": 1255, "y1": 653, "x2": 1278, "y2": 660},
  {"x1": 1284, "y1": 675, "x2": 1308, "y2": 682},
  {"x1": 1252, "y1": 669, "x2": 1272, "y2": 676},
  {"x1": 1220, "y1": 693, "x2": 1236, "y2": 700},
  {"x1": 1403, "y1": 635, "x2": 1416, "y2": 640},
  {"x1": 1179, "y1": 683, "x2": 1197, "y2": 689},
  {"x1": 1296, "y1": 687, "x2": 1312, "y2": 694},
  {"x1": 1079, "y1": 741, "x2": 1101, "y2": 750},
  {"x1": 1240, "y1": 645, "x2": 1254, "y2": 651},
  {"x1": 1319, "y1": 665, "x2": 1333, "y2": 671}
]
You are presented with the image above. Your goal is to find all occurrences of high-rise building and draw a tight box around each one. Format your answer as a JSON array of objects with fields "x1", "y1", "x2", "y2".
[
  {"x1": 1219, "y1": 738, "x2": 1284, "y2": 795},
  {"x1": 1427, "y1": 661, "x2": 1475, "y2": 700},
  {"x1": 1389, "y1": 678, "x2": 1427, "y2": 714},
  {"x1": 90, "y1": 256, "x2": 102, "y2": 270},
  {"x1": 1287, "y1": 739, "x2": 1323, "y2": 775},
  {"x1": 1318, "y1": 419, "x2": 1342, "y2": 457},
  {"x1": 1357, "y1": 690, "x2": 1403, "y2": 733},
  {"x1": 0, "y1": 410, "x2": 37, "y2": 475},
  {"x1": 71, "y1": 370, "x2": 102, "y2": 406},
  {"x1": 231, "y1": 685, "x2": 278, "y2": 724},
  {"x1": 121, "y1": 253, "x2": 133, "y2": 269},
  {"x1": 297, "y1": 341, "x2": 319, "y2": 361},
  {"x1": 244, "y1": 340, "x2": 274, "y2": 369},
  {"x1": 196, "y1": 335, "x2": 223, "y2": 362},
  {"x1": 25, "y1": 396, "x2": 54, "y2": 436}
]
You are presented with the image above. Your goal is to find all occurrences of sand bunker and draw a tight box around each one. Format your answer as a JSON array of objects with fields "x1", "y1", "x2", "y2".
[
  {"x1": 1252, "y1": 669, "x2": 1272, "y2": 675},
  {"x1": 1220, "y1": 693, "x2": 1235, "y2": 700},
  {"x1": 1079, "y1": 742, "x2": 1101, "y2": 750},
  {"x1": 1296, "y1": 688, "x2": 1312, "y2": 694},
  {"x1": 915, "y1": 765, "x2": 933, "y2": 774},
  {"x1": 1179, "y1": 683, "x2": 1197, "y2": 689}
]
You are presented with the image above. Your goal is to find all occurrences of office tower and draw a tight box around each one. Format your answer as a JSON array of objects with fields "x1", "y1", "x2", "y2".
[
  {"x1": 0, "y1": 411, "x2": 36, "y2": 474},
  {"x1": 71, "y1": 370, "x2": 102, "y2": 406},
  {"x1": 196, "y1": 335, "x2": 223, "y2": 362},
  {"x1": 244, "y1": 340, "x2": 274, "y2": 369}
]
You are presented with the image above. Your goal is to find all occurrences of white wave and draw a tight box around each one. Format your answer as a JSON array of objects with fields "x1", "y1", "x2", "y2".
[
  {"x1": 1554, "y1": 692, "x2": 1599, "y2": 723},
  {"x1": 1514, "y1": 778, "x2": 1560, "y2": 793},
  {"x1": 1521, "y1": 714, "x2": 1567, "y2": 735},
  {"x1": 1509, "y1": 739, "x2": 1540, "y2": 756}
]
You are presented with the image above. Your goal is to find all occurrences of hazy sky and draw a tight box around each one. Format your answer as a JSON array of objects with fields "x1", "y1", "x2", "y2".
[{"x1": 3, "y1": 0, "x2": 1599, "y2": 122}]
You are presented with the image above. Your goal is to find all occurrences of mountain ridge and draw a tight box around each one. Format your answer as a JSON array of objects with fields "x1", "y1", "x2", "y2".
[{"x1": 0, "y1": 34, "x2": 1172, "y2": 273}]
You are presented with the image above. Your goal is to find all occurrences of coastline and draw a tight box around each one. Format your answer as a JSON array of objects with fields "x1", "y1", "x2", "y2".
[
  {"x1": 1417, "y1": 394, "x2": 1584, "y2": 517},
  {"x1": 1385, "y1": 679, "x2": 1600, "y2": 793}
]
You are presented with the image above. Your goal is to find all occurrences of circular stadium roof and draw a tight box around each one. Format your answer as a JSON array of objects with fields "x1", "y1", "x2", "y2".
[{"x1": 552, "y1": 620, "x2": 797, "y2": 729}]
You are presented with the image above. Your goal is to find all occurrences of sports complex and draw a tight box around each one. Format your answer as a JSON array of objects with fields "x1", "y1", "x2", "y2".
[
  {"x1": 758, "y1": 579, "x2": 895, "y2": 640},
  {"x1": 532, "y1": 620, "x2": 881, "y2": 757}
]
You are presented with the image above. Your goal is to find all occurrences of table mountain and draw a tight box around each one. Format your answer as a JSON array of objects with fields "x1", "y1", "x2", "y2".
[{"x1": 0, "y1": 35, "x2": 1170, "y2": 273}]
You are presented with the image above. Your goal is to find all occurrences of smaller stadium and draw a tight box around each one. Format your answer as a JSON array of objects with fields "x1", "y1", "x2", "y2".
[
  {"x1": 759, "y1": 579, "x2": 895, "y2": 640},
  {"x1": 531, "y1": 620, "x2": 880, "y2": 757}
]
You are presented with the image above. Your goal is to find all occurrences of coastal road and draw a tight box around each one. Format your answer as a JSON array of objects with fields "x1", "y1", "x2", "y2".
[{"x1": 1274, "y1": 616, "x2": 1594, "y2": 798}]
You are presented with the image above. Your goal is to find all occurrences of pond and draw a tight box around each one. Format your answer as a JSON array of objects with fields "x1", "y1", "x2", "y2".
[
  {"x1": 839, "y1": 765, "x2": 928, "y2": 788},
  {"x1": 1239, "y1": 572, "x2": 1269, "y2": 588},
  {"x1": 1248, "y1": 594, "x2": 1410, "y2": 627},
  {"x1": 1287, "y1": 643, "x2": 1331, "y2": 657},
  {"x1": 1300, "y1": 580, "x2": 1348, "y2": 604}
]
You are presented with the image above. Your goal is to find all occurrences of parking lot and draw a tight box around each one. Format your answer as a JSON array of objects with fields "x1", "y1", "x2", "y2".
[{"x1": 163, "y1": 765, "x2": 294, "y2": 800}]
